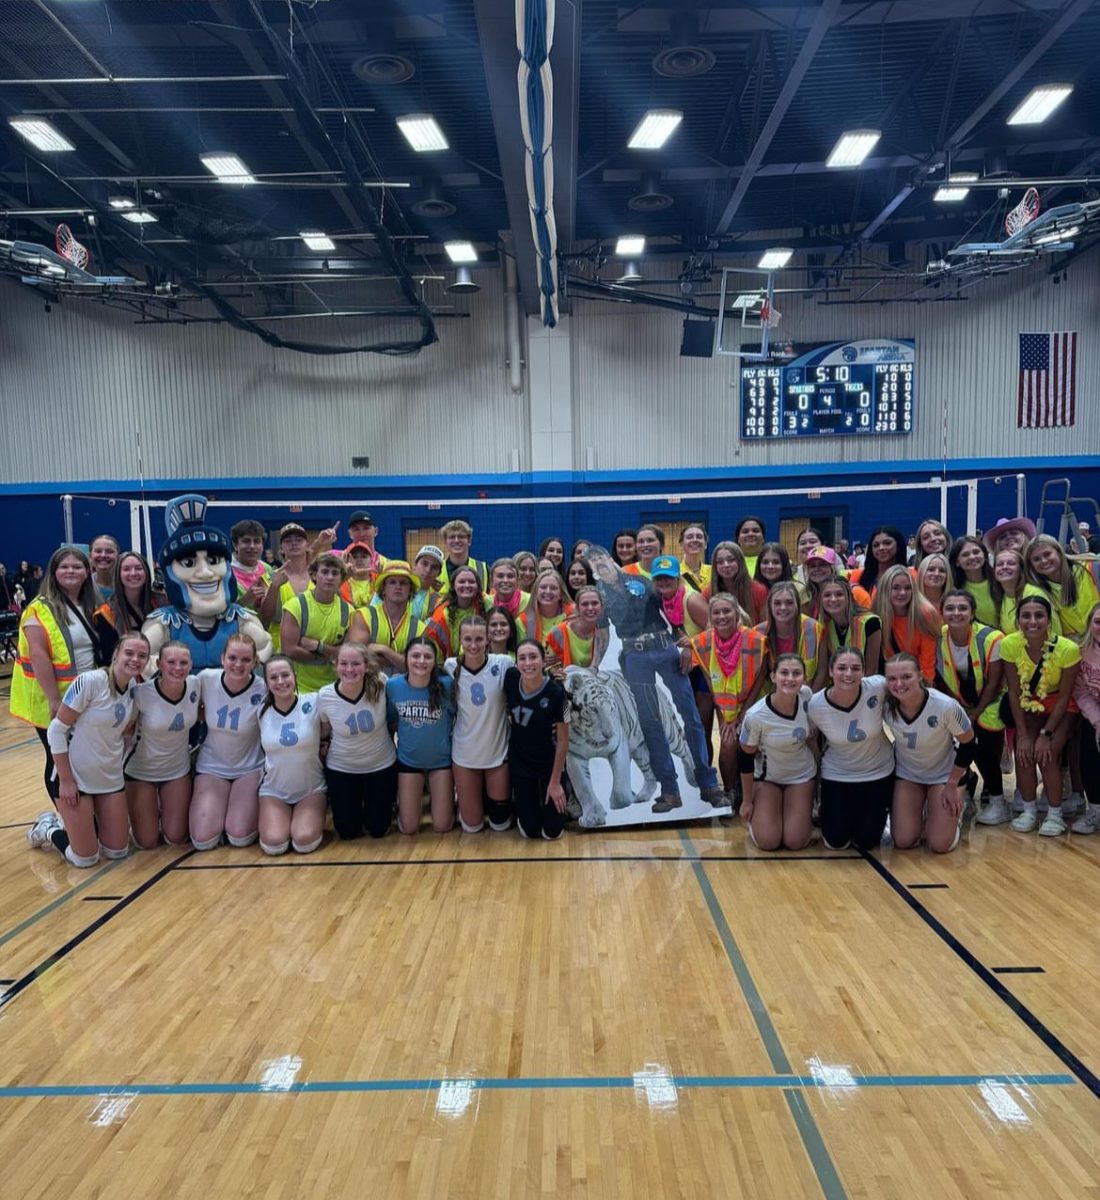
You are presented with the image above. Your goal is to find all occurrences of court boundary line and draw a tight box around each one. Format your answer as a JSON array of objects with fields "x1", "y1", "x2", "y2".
[
  {"x1": 0, "y1": 849, "x2": 195, "y2": 1011},
  {"x1": 679, "y1": 829, "x2": 847, "y2": 1200},
  {"x1": 860, "y1": 849, "x2": 1100, "y2": 1104},
  {"x1": 0, "y1": 1071, "x2": 1076, "y2": 1101},
  {"x1": 174, "y1": 852, "x2": 863, "y2": 870},
  {"x1": 0, "y1": 859, "x2": 121, "y2": 950}
]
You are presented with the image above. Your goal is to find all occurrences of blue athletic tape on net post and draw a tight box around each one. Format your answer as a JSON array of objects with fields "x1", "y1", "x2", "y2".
[{"x1": 517, "y1": 0, "x2": 559, "y2": 327}]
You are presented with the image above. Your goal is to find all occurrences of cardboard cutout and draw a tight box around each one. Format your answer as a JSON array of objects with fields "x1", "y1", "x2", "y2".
[
  {"x1": 142, "y1": 494, "x2": 272, "y2": 668},
  {"x1": 566, "y1": 547, "x2": 731, "y2": 827}
]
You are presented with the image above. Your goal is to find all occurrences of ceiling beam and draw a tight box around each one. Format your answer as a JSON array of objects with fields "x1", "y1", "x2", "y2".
[
  {"x1": 860, "y1": 0, "x2": 1095, "y2": 243},
  {"x1": 714, "y1": 0, "x2": 843, "y2": 233}
]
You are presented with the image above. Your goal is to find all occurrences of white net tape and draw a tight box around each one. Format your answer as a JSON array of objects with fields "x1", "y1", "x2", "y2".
[
  {"x1": 55, "y1": 223, "x2": 89, "y2": 271},
  {"x1": 1004, "y1": 187, "x2": 1040, "y2": 237}
]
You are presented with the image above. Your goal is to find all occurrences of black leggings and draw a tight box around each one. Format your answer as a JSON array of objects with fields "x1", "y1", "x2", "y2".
[
  {"x1": 820, "y1": 775, "x2": 893, "y2": 851},
  {"x1": 513, "y1": 768, "x2": 565, "y2": 840},
  {"x1": 324, "y1": 763, "x2": 398, "y2": 839},
  {"x1": 36, "y1": 726, "x2": 61, "y2": 802},
  {"x1": 1081, "y1": 724, "x2": 1100, "y2": 807},
  {"x1": 972, "y1": 724, "x2": 1006, "y2": 799}
]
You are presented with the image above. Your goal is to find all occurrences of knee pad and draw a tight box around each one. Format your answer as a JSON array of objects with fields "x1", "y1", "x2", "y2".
[
  {"x1": 822, "y1": 836, "x2": 852, "y2": 851},
  {"x1": 260, "y1": 838, "x2": 290, "y2": 856},
  {"x1": 459, "y1": 816, "x2": 485, "y2": 834},
  {"x1": 291, "y1": 834, "x2": 323, "y2": 854},
  {"x1": 191, "y1": 832, "x2": 223, "y2": 852},
  {"x1": 540, "y1": 828, "x2": 563, "y2": 841},
  {"x1": 226, "y1": 831, "x2": 258, "y2": 848},
  {"x1": 162, "y1": 836, "x2": 190, "y2": 848},
  {"x1": 99, "y1": 843, "x2": 130, "y2": 861},
  {"x1": 516, "y1": 819, "x2": 533, "y2": 840},
  {"x1": 485, "y1": 798, "x2": 513, "y2": 831},
  {"x1": 65, "y1": 845, "x2": 100, "y2": 868}
]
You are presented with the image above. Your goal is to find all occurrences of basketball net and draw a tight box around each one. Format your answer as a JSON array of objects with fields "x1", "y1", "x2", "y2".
[
  {"x1": 759, "y1": 299, "x2": 782, "y2": 329},
  {"x1": 55, "y1": 223, "x2": 90, "y2": 271},
  {"x1": 1004, "y1": 187, "x2": 1040, "y2": 237}
]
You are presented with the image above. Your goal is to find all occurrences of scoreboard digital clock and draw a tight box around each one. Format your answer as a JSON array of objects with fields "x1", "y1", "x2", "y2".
[{"x1": 740, "y1": 339, "x2": 915, "y2": 440}]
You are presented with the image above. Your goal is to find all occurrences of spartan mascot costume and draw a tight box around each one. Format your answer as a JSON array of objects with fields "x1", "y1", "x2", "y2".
[{"x1": 142, "y1": 494, "x2": 272, "y2": 668}]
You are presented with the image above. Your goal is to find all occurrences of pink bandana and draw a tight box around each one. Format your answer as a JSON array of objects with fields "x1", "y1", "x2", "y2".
[
  {"x1": 661, "y1": 586, "x2": 687, "y2": 629},
  {"x1": 714, "y1": 628, "x2": 744, "y2": 676}
]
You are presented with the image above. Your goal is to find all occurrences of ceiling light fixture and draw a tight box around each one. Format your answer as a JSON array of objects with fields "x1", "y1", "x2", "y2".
[
  {"x1": 107, "y1": 195, "x2": 136, "y2": 210},
  {"x1": 199, "y1": 152, "x2": 256, "y2": 184},
  {"x1": 447, "y1": 266, "x2": 480, "y2": 293},
  {"x1": 121, "y1": 210, "x2": 158, "y2": 224},
  {"x1": 627, "y1": 110, "x2": 683, "y2": 150},
  {"x1": 300, "y1": 231, "x2": 336, "y2": 251},
  {"x1": 758, "y1": 248, "x2": 792, "y2": 269},
  {"x1": 933, "y1": 172, "x2": 978, "y2": 202},
  {"x1": 9, "y1": 117, "x2": 75, "y2": 152},
  {"x1": 397, "y1": 114, "x2": 449, "y2": 152},
  {"x1": 618, "y1": 261, "x2": 643, "y2": 283},
  {"x1": 444, "y1": 240, "x2": 478, "y2": 263},
  {"x1": 615, "y1": 235, "x2": 645, "y2": 256},
  {"x1": 826, "y1": 129, "x2": 881, "y2": 168},
  {"x1": 1006, "y1": 84, "x2": 1072, "y2": 125}
]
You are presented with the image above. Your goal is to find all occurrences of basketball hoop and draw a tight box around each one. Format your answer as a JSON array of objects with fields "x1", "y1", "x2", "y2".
[
  {"x1": 760, "y1": 299, "x2": 782, "y2": 329},
  {"x1": 55, "y1": 223, "x2": 89, "y2": 271},
  {"x1": 1004, "y1": 187, "x2": 1040, "y2": 237}
]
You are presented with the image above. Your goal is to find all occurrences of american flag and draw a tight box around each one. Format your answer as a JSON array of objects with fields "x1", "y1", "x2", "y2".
[{"x1": 1018, "y1": 331, "x2": 1077, "y2": 428}]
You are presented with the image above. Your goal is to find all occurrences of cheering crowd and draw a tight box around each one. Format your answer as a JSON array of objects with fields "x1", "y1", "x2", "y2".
[{"x1": 9, "y1": 505, "x2": 1100, "y2": 867}]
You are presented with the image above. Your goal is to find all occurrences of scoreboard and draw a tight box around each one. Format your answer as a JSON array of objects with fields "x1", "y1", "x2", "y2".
[{"x1": 740, "y1": 338, "x2": 915, "y2": 440}]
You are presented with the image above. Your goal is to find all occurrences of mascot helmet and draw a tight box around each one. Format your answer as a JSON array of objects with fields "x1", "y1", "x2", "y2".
[{"x1": 158, "y1": 493, "x2": 238, "y2": 611}]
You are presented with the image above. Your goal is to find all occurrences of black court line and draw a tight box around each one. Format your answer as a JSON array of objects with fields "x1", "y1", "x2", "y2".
[
  {"x1": 81, "y1": 895, "x2": 124, "y2": 902},
  {"x1": 0, "y1": 979, "x2": 13, "y2": 985},
  {"x1": 907, "y1": 882, "x2": 949, "y2": 890},
  {"x1": 0, "y1": 849, "x2": 195, "y2": 1011},
  {"x1": 0, "y1": 822, "x2": 33, "y2": 830},
  {"x1": 860, "y1": 849, "x2": 1100, "y2": 1103},
  {"x1": 176, "y1": 852, "x2": 863, "y2": 871},
  {"x1": 992, "y1": 966, "x2": 1046, "y2": 975}
]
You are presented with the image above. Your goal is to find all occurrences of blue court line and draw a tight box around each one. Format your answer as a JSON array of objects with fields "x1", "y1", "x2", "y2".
[
  {"x1": 678, "y1": 828, "x2": 847, "y2": 1200},
  {"x1": 0, "y1": 1072, "x2": 1075, "y2": 1100},
  {"x1": 0, "y1": 860, "x2": 120, "y2": 950}
]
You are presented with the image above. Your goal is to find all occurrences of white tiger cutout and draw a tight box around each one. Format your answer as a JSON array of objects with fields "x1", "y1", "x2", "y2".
[{"x1": 562, "y1": 667, "x2": 697, "y2": 828}]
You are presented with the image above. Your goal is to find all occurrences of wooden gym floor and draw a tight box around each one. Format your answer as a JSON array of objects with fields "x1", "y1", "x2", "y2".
[{"x1": 0, "y1": 683, "x2": 1097, "y2": 1199}]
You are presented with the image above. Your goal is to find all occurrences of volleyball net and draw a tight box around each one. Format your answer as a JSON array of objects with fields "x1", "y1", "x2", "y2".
[{"x1": 62, "y1": 474, "x2": 1027, "y2": 568}]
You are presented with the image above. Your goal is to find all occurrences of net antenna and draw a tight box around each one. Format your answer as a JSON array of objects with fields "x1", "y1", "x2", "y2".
[
  {"x1": 714, "y1": 268, "x2": 780, "y2": 359},
  {"x1": 1004, "y1": 187, "x2": 1040, "y2": 237},
  {"x1": 55, "y1": 223, "x2": 90, "y2": 271}
]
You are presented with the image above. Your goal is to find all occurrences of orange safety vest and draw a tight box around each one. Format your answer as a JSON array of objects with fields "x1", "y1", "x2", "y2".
[
  {"x1": 10, "y1": 598, "x2": 78, "y2": 728},
  {"x1": 825, "y1": 611, "x2": 876, "y2": 657},
  {"x1": 545, "y1": 620, "x2": 595, "y2": 668},
  {"x1": 754, "y1": 615, "x2": 823, "y2": 684},
  {"x1": 935, "y1": 622, "x2": 1006, "y2": 731},
  {"x1": 690, "y1": 627, "x2": 767, "y2": 723},
  {"x1": 518, "y1": 604, "x2": 572, "y2": 646}
]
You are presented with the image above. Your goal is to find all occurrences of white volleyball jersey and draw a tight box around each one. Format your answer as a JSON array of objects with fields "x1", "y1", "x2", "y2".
[
  {"x1": 259, "y1": 694, "x2": 326, "y2": 803},
  {"x1": 195, "y1": 668, "x2": 265, "y2": 779},
  {"x1": 316, "y1": 683, "x2": 396, "y2": 774},
  {"x1": 807, "y1": 675, "x2": 895, "y2": 782},
  {"x1": 61, "y1": 670, "x2": 136, "y2": 795},
  {"x1": 126, "y1": 675, "x2": 201, "y2": 782},
  {"x1": 884, "y1": 689, "x2": 972, "y2": 785},
  {"x1": 740, "y1": 686, "x2": 817, "y2": 786},
  {"x1": 443, "y1": 654, "x2": 511, "y2": 769}
]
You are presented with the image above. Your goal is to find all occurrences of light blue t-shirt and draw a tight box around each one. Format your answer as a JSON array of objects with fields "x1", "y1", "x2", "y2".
[{"x1": 385, "y1": 675, "x2": 455, "y2": 770}]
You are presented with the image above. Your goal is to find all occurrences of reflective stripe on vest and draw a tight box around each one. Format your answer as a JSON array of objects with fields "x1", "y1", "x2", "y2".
[
  {"x1": 691, "y1": 628, "x2": 766, "y2": 721},
  {"x1": 368, "y1": 605, "x2": 423, "y2": 653},
  {"x1": 935, "y1": 622, "x2": 1005, "y2": 730},
  {"x1": 826, "y1": 612, "x2": 874, "y2": 656},
  {"x1": 546, "y1": 621, "x2": 594, "y2": 668},
  {"x1": 9, "y1": 599, "x2": 77, "y2": 727},
  {"x1": 753, "y1": 616, "x2": 822, "y2": 679}
]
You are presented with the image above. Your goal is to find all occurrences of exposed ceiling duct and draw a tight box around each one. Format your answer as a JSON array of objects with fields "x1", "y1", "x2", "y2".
[{"x1": 652, "y1": 14, "x2": 716, "y2": 79}]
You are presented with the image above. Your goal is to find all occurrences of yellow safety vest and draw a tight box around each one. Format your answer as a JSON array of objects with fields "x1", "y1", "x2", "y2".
[
  {"x1": 10, "y1": 599, "x2": 77, "y2": 728},
  {"x1": 363, "y1": 604, "x2": 425, "y2": 654},
  {"x1": 935, "y1": 622, "x2": 1005, "y2": 731},
  {"x1": 289, "y1": 590, "x2": 351, "y2": 692}
]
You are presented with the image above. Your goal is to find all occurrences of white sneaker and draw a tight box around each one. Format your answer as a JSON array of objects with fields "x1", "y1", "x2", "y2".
[
  {"x1": 1062, "y1": 792, "x2": 1086, "y2": 819},
  {"x1": 26, "y1": 810, "x2": 61, "y2": 849},
  {"x1": 1070, "y1": 805, "x2": 1100, "y2": 835},
  {"x1": 1038, "y1": 810, "x2": 1067, "y2": 837},
  {"x1": 1011, "y1": 809, "x2": 1039, "y2": 833},
  {"x1": 975, "y1": 797, "x2": 1011, "y2": 826}
]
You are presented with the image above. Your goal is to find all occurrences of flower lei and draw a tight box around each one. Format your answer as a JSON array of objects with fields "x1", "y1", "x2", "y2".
[{"x1": 1019, "y1": 639, "x2": 1057, "y2": 713}]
